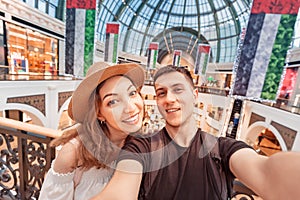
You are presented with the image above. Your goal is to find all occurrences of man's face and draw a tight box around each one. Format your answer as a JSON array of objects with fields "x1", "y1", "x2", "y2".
[{"x1": 154, "y1": 71, "x2": 197, "y2": 128}]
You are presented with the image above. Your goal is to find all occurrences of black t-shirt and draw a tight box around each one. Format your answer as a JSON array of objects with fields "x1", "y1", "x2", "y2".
[{"x1": 119, "y1": 128, "x2": 251, "y2": 200}]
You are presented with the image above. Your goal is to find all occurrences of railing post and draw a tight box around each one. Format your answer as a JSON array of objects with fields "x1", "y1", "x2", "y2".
[{"x1": 18, "y1": 137, "x2": 26, "y2": 200}]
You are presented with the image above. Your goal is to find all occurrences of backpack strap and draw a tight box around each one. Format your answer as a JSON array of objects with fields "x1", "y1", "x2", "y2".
[
  {"x1": 140, "y1": 129, "x2": 164, "y2": 198},
  {"x1": 201, "y1": 131, "x2": 232, "y2": 200},
  {"x1": 150, "y1": 131, "x2": 164, "y2": 168}
]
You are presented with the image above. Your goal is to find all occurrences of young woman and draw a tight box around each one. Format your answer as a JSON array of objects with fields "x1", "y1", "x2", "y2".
[{"x1": 39, "y1": 61, "x2": 145, "y2": 200}]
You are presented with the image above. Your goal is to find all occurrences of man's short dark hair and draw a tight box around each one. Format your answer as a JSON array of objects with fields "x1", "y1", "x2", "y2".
[{"x1": 153, "y1": 65, "x2": 194, "y2": 88}]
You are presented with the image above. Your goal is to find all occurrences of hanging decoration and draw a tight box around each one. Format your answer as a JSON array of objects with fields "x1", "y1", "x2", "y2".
[
  {"x1": 278, "y1": 67, "x2": 299, "y2": 100},
  {"x1": 194, "y1": 44, "x2": 211, "y2": 76},
  {"x1": 231, "y1": 0, "x2": 299, "y2": 101},
  {"x1": 104, "y1": 22, "x2": 120, "y2": 64},
  {"x1": 65, "y1": 0, "x2": 97, "y2": 76},
  {"x1": 172, "y1": 50, "x2": 182, "y2": 67},
  {"x1": 147, "y1": 42, "x2": 159, "y2": 70}
]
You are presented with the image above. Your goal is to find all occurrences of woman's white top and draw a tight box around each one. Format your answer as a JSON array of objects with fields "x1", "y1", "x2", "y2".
[{"x1": 39, "y1": 139, "x2": 115, "y2": 200}]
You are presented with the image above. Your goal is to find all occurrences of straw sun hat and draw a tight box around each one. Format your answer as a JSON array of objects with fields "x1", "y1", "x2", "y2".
[{"x1": 68, "y1": 61, "x2": 145, "y2": 123}]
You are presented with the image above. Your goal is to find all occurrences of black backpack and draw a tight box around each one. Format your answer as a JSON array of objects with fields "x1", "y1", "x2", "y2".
[{"x1": 146, "y1": 129, "x2": 233, "y2": 200}]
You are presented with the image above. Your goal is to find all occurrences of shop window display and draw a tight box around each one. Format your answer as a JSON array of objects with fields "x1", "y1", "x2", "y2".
[
  {"x1": 6, "y1": 23, "x2": 58, "y2": 75},
  {"x1": 142, "y1": 104, "x2": 165, "y2": 135},
  {"x1": 207, "y1": 104, "x2": 224, "y2": 121},
  {"x1": 254, "y1": 128, "x2": 282, "y2": 156}
]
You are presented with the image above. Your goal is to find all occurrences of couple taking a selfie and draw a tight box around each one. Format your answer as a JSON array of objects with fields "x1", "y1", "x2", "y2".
[{"x1": 39, "y1": 62, "x2": 300, "y2": 200}]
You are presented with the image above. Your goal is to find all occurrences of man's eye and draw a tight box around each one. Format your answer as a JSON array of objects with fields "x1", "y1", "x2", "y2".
[
  {"x1": 129, "y1": 90, "x2": 137, "y2": 96},
  {"x1": 174, "y1": 88, "x2": 183, "y2": 93}
]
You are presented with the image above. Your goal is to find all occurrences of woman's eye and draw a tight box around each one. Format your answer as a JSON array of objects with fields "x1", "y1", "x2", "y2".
[
  {"x1": 156, "y1": 91, "x2": 165, "y2": 97},
  {"x1": 107, "y1": 99, "x2": 118, "y2": 106}
]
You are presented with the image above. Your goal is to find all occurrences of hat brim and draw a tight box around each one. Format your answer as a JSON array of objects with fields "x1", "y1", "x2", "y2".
[{"x1": 68, "y1": 62, "x2": 145, "y2": 123}]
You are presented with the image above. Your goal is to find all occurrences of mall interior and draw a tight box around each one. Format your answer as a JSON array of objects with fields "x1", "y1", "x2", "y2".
[{"x1": 0, "y1": 0, "x2": 300, "y2": 199}]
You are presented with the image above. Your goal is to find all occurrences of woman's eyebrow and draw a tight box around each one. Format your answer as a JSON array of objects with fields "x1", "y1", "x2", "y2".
[
  {"x1": 102, "y1": 84, "x2": 135, "y2": 101},
  {"x1": 103, "y1": 93, "x2": 117, "y2": 101}
]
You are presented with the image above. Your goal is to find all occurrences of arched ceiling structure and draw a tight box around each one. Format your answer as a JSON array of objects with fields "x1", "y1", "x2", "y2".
[
  {"x1": 96, "y1": 0, "x2": 252, "y2": 64},
  {"x1": 152, "y1": 27, "x2": 209, "y2": 63}
]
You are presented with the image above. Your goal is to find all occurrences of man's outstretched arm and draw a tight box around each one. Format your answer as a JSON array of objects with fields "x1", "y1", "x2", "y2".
[{"x1": 230, "y1": 148, "x2": 300, "y2": 200}]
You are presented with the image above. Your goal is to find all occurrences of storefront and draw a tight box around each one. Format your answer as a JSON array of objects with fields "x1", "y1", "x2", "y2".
[{"x1": 0, "y1": 19, "x2": 59, "y2": 75}]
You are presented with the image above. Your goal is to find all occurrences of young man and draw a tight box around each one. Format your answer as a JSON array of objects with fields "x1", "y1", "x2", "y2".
[{"x1": 91, "y1": 65, "x2": 300, "y2": 200}]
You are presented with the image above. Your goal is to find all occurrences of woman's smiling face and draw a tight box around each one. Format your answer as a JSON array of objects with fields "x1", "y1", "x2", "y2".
[{"x1": 97, "y1": 75, "x2": 144, "y2": 135}]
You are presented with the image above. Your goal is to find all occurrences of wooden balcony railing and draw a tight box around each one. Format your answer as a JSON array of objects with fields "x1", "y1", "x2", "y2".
[
  {"x1": 197, "y1": 86, "x2": 229, "y2": 97},
  {"x1": 0, "y1": 117, "x2": 61, "y2": 200}
]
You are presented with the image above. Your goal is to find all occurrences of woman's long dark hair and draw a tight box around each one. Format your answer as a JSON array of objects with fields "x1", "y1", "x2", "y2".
[{"x1": 51, "y1": 75, "x2": 143, "y2": 169}]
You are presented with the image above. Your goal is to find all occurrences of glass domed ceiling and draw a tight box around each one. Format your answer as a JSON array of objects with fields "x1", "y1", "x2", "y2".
[{"x1": 96, "y1": 0, "x2": 252, "y2": 64}]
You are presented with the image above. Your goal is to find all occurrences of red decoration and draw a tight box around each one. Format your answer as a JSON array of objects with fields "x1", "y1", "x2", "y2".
[
  {"x1": 174, "y1": 50, "x2": 182, "y2": 56},
  {"x1": 67, "y1": 0, "x2": 96, "y2": 9},
  {"x1": 251, "y1": 0, "x2": 300, "y2": 14},
  {"x1": 199, "y1": 45, "x2": 210, "y2": 54},
  {"x1": 149, "y1": 43, "x2": 159, "y2": 50},
  {"x1": 106, "y1": 23, "x2": 120, "y2": 34}
]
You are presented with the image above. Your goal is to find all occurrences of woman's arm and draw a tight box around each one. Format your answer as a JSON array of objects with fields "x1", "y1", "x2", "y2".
[
  {"x1": 53, "y1": 141, "x2": 78, "y2": 173},
  {"x1": 39, "y1": 141, "x2": 78, "y2": 200},
  {"x1": 90, "y1": 159, "x2": 143, "y2": 200}
]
